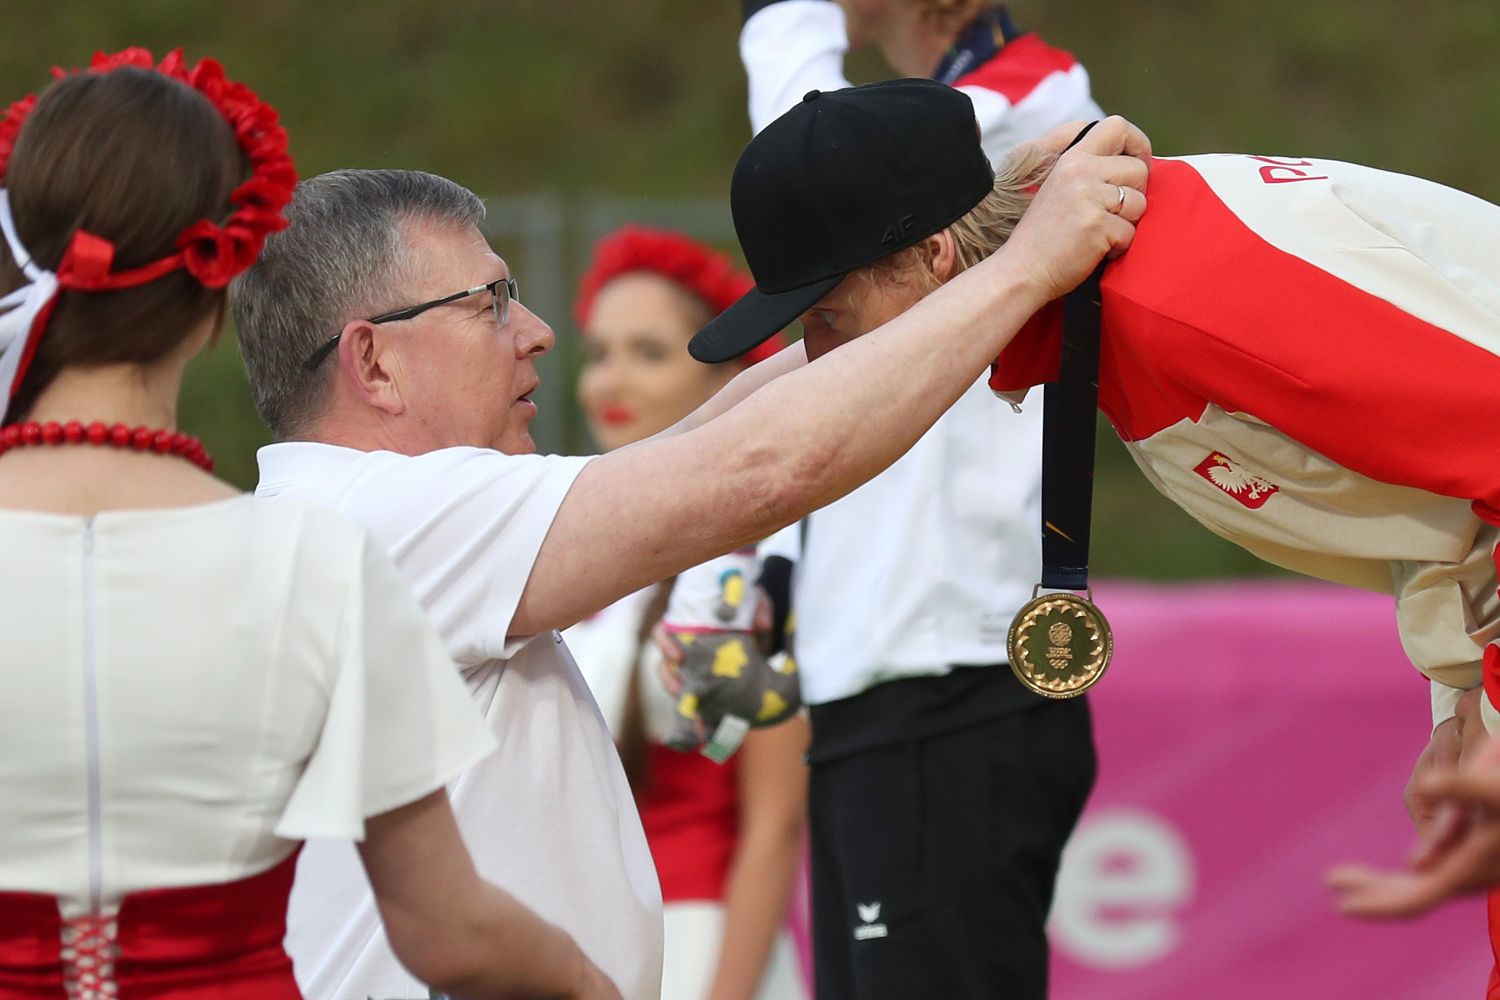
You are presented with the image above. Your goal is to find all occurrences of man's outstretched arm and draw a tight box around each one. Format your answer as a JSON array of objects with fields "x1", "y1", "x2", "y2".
[{"x1": 512, "y1": 117, "x2": 1151, "y2": 635}]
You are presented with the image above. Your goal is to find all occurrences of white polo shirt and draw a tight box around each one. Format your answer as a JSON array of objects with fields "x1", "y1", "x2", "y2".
[{"x1": 256, "y1": 442, "x2": 663, "y2": 1000}]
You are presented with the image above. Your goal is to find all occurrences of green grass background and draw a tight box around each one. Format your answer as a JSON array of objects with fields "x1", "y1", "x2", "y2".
[{"x1": 5, "y1": 0, "x2": 1496, "y2": 579}]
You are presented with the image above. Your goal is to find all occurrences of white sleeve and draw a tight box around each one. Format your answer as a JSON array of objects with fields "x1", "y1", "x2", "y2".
[
  {"x1": 1431, "y1": 678, "x2": 1464, "y2": 731},
  {"x1": 742, "y1": 0, "x2": 853, "y2": 134},
  {"x1": 275, "y1": 533, "x2": 496, "y2": 841},
  {"x1": 345, "y1": 449, "x2": 593, "y2": 665}
]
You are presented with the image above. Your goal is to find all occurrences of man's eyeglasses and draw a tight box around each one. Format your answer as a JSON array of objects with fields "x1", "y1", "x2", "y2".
[{"x1": 301, "y1": 276, "x2": 519, "y2": 371}]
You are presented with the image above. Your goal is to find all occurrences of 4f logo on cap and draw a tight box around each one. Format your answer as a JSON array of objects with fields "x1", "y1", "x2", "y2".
[
  {"x1": 1194, "y1": 452, "x2": 1279, "y2": 509},
  {"x1": 880, "y1": 214, "x2": 915, "y2": 245}
]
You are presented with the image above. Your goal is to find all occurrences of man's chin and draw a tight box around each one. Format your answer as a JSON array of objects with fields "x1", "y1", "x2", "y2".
[{"x1": 496, "y1": 430, "x2": 538, "y2": 456}]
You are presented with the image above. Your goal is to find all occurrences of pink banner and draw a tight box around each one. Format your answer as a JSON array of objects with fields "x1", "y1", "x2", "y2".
[{"x1": 1050, "y1": 580, "x2": 1491, "y2": 998}]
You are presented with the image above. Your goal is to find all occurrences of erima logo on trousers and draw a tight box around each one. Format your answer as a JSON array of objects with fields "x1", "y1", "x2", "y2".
[{"x1": 854, "y1": 901, "x2": 887, "y2": 940}]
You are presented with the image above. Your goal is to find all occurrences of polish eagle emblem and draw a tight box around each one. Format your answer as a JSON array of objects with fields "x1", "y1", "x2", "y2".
[{"x1": 1193, "y1": 452, "x2": 1280, "y2": 510}]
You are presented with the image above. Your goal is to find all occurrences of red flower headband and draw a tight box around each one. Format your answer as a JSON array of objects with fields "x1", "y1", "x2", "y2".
[
  {"x1": 0, "y1": 47, "x2": 295, "y2": 418},
  {"x1": 0, "y1": 47, "x2": 296, "y2": 292},
  {"x1": 574, "y1": 225, "x2": 785, "y2": 365}
]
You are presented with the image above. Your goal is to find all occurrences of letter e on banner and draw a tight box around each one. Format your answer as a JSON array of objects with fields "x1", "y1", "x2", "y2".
[{"x1": 1049, "y1": 809, "x2": 1196, "y2": 969}]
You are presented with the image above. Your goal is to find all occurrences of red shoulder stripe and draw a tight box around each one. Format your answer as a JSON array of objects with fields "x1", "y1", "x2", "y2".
[{"x1": 951, "y1": 34, "x2": 1079, "y2": 104}]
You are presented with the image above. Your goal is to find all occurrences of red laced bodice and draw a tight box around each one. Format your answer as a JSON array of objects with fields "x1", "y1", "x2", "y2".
[{"x1": 0, "y1": 850, "x2": 302, "y2": 1000}]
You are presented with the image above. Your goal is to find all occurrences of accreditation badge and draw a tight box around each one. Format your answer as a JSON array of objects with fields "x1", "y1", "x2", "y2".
[{"x1": 1007, "y1": 587, "x2": 1113, "y2": 699}]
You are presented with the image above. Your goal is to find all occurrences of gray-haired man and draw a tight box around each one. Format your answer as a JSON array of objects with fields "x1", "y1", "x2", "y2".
[{"x1": 233, "y1": 105, "x2": 1147, "y2": 999}]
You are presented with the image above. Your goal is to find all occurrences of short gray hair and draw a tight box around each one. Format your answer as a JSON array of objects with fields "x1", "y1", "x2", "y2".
[{"x1": 232, "y1": 169, "x2": 485, "y2": 439}]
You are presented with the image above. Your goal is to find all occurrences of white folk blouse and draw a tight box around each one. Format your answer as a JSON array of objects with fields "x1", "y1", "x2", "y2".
[{"x1": 0, "y1": 496, "x2": 494, "y2": 919}]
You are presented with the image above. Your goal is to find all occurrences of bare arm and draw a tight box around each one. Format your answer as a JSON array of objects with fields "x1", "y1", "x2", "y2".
[
  {"x1": 359, "y1": 791, "x2": 621, "y2": 1000},
  {"x1": 649, "y1": 340, "x2": 809, "y2": 441},
  {"x1": 513, "y1": 116, "x2": 1150, "y2": 635},
  {"x1": 706, "y1": 715, "x2": 811, "y2": 1000}
]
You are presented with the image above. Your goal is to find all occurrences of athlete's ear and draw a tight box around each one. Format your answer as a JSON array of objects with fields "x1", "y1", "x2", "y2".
[{"x1": 927, "y1": 230, "x2": 958, "y2": 284}]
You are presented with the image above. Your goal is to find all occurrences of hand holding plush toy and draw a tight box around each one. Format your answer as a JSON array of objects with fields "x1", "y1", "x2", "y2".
[{"x1": 659, "y1": 550, "x2": 801, "y2": 762}]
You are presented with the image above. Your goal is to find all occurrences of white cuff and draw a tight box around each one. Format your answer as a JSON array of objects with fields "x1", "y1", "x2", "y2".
[{"x1": 1431, "y1": 679, "x2": 1465, "y2": 732}]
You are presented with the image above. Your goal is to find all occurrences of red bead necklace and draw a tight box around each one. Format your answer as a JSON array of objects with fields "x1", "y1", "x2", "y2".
[{"x1": 0, "y1": 420, "x2": 214, "y2": 472}]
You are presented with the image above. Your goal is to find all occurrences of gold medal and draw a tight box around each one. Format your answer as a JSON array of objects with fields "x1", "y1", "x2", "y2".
[{"x1": 1007, "y1": 588, "x2": 1112, "y2": 699}]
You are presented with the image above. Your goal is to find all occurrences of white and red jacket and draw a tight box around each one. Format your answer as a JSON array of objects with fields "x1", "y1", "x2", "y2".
[{"x1": 991, "y1": 154, "x2": 1500, "y2": 730}]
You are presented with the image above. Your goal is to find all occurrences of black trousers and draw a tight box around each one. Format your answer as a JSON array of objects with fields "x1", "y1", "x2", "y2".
[{"x1": 808, "y1": 694, "x2": 1095, "y2": 1000}]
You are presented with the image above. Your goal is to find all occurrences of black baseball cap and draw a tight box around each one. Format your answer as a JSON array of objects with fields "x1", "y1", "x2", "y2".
[{"x1": 690, "y1": 78, "x2": 995, "y2": 364}]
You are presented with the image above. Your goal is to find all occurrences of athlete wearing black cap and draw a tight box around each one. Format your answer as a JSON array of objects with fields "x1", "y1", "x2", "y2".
[
  {"x1": 692, "y1": 81, "x2": 996, "y2": 362},
  {"x1": 689, "y1": 74, "x2": 1119, "y2": 999}
]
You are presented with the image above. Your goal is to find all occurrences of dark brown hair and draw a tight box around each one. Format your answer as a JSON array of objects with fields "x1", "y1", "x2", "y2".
[{"x1": 0, "y1": 67, "x2": 244, "y2": 418}]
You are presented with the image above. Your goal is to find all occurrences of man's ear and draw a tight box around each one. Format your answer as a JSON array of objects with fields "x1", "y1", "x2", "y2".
[{"x1": 337, "y1": 320, "x2": 405, "y2": 416}]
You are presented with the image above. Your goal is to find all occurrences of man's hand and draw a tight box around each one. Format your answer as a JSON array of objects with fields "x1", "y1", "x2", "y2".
[
  {"x1": 1328, "y1": 690, "x2": 1500, "y2": 919},
  {"x1": 652, "y1": 584, "x2": 776, "y2": 697},
  {"x1": 1407, "y1": 688, "x2": 1488, "y2": 870},
  {"x1": 567, "y1": 949, "x2": 625, "y2": 1000},
  {"x1": 1023, "y1": 118, "x2": 1147, "y2": 159},
  {"x1": 1406, "y1": 714, "x2": 1463, "y2": 839},
  {"x1": 653, "y1": 620, "x2": 687, "y2": 698},
  {"x1": 1003, "y1": 116, "x2": 1151, "y2": 306}
]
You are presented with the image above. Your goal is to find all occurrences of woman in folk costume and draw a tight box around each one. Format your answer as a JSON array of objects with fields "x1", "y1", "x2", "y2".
[{"x1": 0, "y1": 49, "x2": 617, "y2": 1000}]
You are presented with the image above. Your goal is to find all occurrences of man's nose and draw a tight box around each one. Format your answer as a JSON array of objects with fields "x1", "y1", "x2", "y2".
[{"x1": 513, "y1": 303, "x2": 554, "y2": 358}]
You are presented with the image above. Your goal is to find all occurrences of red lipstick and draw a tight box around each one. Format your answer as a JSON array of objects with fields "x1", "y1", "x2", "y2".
[{"x1": 598, "y1": 405, "x2": 636, "y2": 427}]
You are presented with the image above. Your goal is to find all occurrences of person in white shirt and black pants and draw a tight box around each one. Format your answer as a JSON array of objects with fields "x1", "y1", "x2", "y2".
[{"x1": 695, "y1": 10, "x2": 1111, "y2": 990}]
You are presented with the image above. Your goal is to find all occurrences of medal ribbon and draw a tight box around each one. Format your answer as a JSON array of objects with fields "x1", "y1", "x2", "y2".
[
  {"x1": 1039, "y1": 264, "x2": 1105, "y2": 591},
  {"x1": 1033, "y1": 120, "x2": 1107, "y2": 592}
]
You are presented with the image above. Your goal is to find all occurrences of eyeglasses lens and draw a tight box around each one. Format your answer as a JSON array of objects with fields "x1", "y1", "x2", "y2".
[{"x1": 493, "y1": 278, "x2": 517, "y2": 326}]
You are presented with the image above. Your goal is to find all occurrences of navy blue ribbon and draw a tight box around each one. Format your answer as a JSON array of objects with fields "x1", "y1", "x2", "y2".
[
  {"x1": 1039, "y1": 265, "x2": 1105, "y2": 592},
  {"x1": 1037, "y1": 121, "x2": 1106, "y2": 592}
]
